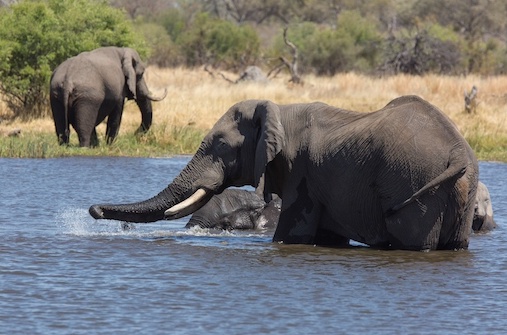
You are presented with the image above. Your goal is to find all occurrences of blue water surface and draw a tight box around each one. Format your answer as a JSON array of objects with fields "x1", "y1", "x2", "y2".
[{"x1": 1, "y1": 158, "x2": 506, "y2": 335}]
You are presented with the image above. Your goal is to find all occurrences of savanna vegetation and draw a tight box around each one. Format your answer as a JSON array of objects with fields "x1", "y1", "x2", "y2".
[
  {"x1": 0, "y1": 0, "x2": 506, "y2": 160},
  {"x1": 1, "y1": 67, "x2": 506, "y2": 161}
]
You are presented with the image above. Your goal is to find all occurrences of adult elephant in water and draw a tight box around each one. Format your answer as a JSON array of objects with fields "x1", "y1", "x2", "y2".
[
  {"x1": 90, "y1": 95, "x2": 478, "y2": 251},
  {"x1": 185, "y1": 189, "x2": 281, "y2": 230},
  {"x1": 50, "y1": 47, "x2": 166, "y2": 147}
]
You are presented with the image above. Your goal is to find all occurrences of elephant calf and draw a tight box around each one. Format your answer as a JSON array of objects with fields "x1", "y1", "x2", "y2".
[
  {"x1": 50, "y1": 46, "x2": 166, "y2": 147},
  {"x1": 185, "y1": 189, "x2": 281, "y2": 230},
  {"x1": 473, "y1": 181, "x2": 497, "y2": 233}
]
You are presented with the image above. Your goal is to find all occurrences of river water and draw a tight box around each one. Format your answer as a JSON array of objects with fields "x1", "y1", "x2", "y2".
[{"x1": 1, "y1": 157, "x2": 506, "y2": 334}]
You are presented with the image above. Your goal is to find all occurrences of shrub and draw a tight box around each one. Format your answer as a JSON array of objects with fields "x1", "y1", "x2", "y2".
[
  {"x1": 177, "y1": 12, "x2": 261, "y2": 71},
  {"x1": 137, "y1": 22, "x2": 183, "y2": 67},
  {"x1": 270, "y1": 11, "x2": 382, "y2": 76},
  {"x1": 0, "y1": 0, "x2": 144, "y2": 119},
  {"x1": 381, "y1": 25, "x2": 464, "y2": 75},
  {"x1": 156, "y1": 7, "x2": 187, "y2": 43}
]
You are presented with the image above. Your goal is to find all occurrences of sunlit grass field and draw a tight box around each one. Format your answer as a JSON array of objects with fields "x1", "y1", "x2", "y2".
[{"x1": 1, "y1": 67, "x2": 506, "y2": 161}]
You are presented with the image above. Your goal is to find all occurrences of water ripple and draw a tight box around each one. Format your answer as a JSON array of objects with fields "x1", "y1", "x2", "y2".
[{"x1": 1, "y1": 158, "x2": 506, "y2": 335}]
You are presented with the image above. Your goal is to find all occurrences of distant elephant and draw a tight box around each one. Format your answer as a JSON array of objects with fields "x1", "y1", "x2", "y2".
[
  {"x1": 473, "y1": 181, "x2": 497, "y2": 232},
  {"x1": 90, "y1": 95, "x2": 478, "y2": 251},
  {"x1": 185, "y1": 189, "x2": 281, "y2": 230},
  {"x1": 50, "y1": 46, "x2": 166, "y2": 147}
]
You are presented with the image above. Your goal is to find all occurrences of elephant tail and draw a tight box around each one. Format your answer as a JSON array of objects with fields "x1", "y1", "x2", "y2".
[
  {"x1": 62, "y1": 85, "x2": 70, "y2": 140},
  {"x1": 387, "y1": 145, "x2": 471, "y2": 215}
]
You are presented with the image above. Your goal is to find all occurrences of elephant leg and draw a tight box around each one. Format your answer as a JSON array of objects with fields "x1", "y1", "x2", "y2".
[
  {"x1": 72, "y1": 105, "x2": 99, "y2": 147},
  {"x1": 314, "y1": 209, "x2": 350, "y2": 247},
  {"x1": 386, "y1": 192, "x2": 447, "y2": 251},
  {"x1": 75, "y1": 126, "x2": 94, "y2": 147},
  {"x1": 314, "y1": 229, "x2": 350, "y2": 247},
  {"x1": 90, "y1": 128, "x2": 99, "y2": 147},
  {"x1": 438, "y1": 176, "x2": 476, "y2": 249},
  {"x1": 106, "y1": 102, "x2": 124, "y2": 144},
  {"x1": 273, "y1": 177, "x2": 321, "y2": 244},
  {"x1": 50, "y1": 97, "x2": 70, "y2": 145}
]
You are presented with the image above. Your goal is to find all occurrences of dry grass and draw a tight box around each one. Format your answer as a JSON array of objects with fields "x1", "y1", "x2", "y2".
[
  {"x1": 1, "y1": 67, "x2": 507, "y2": 159},
  {"x1": 141, "y1": 68, "x2": 507, "y2": 138}
]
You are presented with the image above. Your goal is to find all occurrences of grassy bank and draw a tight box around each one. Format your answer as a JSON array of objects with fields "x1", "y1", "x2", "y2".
[
  {"x1": 1, "y1": 67, "x2": 506, "y2": 161},
  {"x1": 0, "y1": 125, "x2": 206, "y2": 158}
]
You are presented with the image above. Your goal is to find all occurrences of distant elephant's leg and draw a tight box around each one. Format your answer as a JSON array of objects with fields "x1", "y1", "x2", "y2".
[
  {"x1": 106, "y1": 101, "x2": 124, "y2": 144},
  {"x1": 90, "y1": 128, "x2": 99, "y2": 147},
  {"x1": 75, "y1": 126, "x2": 93, "y2": 147},
  {"x1": 50, "y1": 97, "x2": 70, "y2": 145},
  {"x1": 72, "y1": 105, "x2": 98, "y2": 147}
]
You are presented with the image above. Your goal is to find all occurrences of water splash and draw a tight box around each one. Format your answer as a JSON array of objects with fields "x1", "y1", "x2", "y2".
[
  {"x1": 54, "y1": 208, "x2": 272, "y2": 246},
  {"x1": 55, "y1": 207, "x2": 130, "y2": 237}
]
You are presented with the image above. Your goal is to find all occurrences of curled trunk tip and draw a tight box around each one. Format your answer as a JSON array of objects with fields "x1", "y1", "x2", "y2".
[
  {"x1": 89, "y1": 205, "x2": 104, "y2": 219},
  {"x1": 148, "y1": 88, "x2": 167, "y2": 101}
]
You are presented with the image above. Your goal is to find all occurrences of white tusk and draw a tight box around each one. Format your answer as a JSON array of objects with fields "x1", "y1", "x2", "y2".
[{"x1": 164, "y1": 188, "x2": 207, "y2": 216}]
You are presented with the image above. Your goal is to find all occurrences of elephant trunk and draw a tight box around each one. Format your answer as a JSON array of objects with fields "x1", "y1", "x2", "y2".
[
  {"x1": 89, "y1": 150, "x2": 221, "y2": 223},
  {"x1": 134, "y1": 80, "x2": 167, "y2": 134},
  {"x1": 135, "y1": 97, "x2": 153, "y2": 134},
  {"x1": 146, "y1": 88, "x2": 167, "y2": 101},
  {"x1": 89, "y1": 186, "x2": 178, "y2": 223},
  {"x1": 89, "y1": 185, "x2": 214, "y2": 223},
  {"x1": 138, "y1": 78, "x2": 167, "y2": 102},
  {"x1": 472, "y1": 214, "x2": 497, "y2": 232}
]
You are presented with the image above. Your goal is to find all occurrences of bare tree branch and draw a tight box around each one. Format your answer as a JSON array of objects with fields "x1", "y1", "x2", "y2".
[
  {"x1": 203, "y1": 64, "x2": 236, "y2": 83},
  {"x1": 282, "y1": 27, "x2": 302, "y2": 84}
]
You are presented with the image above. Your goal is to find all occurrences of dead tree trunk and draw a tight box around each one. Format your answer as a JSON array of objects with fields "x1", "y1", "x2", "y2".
[
  {"x1": 268, "y1": 27, "x2": 302, "y2": 84},
  {"x1": 464, "y1": 85, "x2": 478, "y2": 113}
]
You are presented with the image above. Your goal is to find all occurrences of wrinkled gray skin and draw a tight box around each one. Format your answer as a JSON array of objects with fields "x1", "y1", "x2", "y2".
[
  {"x1": 185, "y1": 189, "x2": 281, "y2": 230},
  {"x1": 90, "y1": 95, "x2": 478, "y2": 251},
  {"x1": 473, "y1": 181, "x2": 497, "y2": 232},
  {"x1": 50, "y1": 47, "x2": 166, "y2": 147}
]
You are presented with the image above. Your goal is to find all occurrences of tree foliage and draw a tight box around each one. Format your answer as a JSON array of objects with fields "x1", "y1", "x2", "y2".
[
  {"x1": 381, "y1": 25, "x2": 464, "y2": 75},
  {"x1": 129, "y1": 0, "x2": 507, "y2": 77},
  {"x1": 0, "y1": 0, "x2": 144, "y2": 119},
  {"x1": 268, "y1": 11, "x2": 381, "y2": 76},
  {"x1": 2, "y1": 0, "x2": 507, "y2": 119},
  {"x1": 172, "y1": 12, "x2": 260, "y2": 70}
]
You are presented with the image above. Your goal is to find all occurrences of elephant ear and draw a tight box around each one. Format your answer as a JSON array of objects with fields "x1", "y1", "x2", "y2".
[
  {"x1": 252, "y1": 101, "x2": 285, "y2": 197},
  {"x1": 121, "y1": 48, "x2": 143, "y2": 100}
]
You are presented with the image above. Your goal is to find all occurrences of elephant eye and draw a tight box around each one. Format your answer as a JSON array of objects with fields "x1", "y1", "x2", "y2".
[{"x1": 216, "y1": 138, "x2": 230, "y2": 152}]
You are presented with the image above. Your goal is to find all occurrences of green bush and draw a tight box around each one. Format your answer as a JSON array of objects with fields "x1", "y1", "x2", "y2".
[
  {"x1": 307, "y1": 28, "x2": 354, "y2": 75},
  {"x1": 0, "y1": 0, "x2": 145, "y2": 120},
  {"x1": 156, "y1": 7, "x2": 187, "y2": 43},
  {"x1": 137, "y1": 22, "x2": 183, "y2": 67},
  {"x1": 270, "y1": 11, "x2": 382, "y2": 76},
  {"x1": 177, "y1": 12, "x2": 260, "y2": 71},
  {"x1": 382, "y1": 24, "x2": 464, "y2": 75}
]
